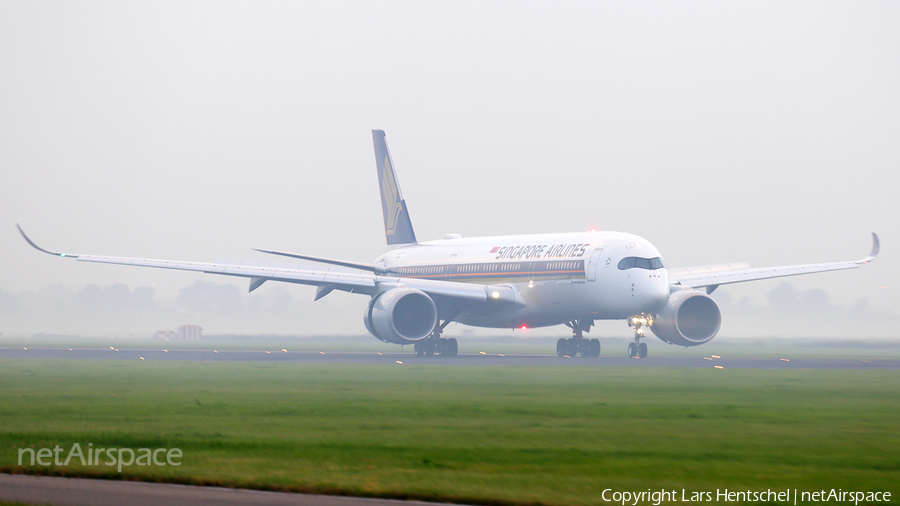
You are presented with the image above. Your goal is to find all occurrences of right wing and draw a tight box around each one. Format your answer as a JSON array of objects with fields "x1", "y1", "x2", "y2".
[
  {"x1": 669, "y1": 233, "x2": 880, "y2": 290},
  {"x1": 17, "y1": 225, "x2": 518, "y2": 306}
]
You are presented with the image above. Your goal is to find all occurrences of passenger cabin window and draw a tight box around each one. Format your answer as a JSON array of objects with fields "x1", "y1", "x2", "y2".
[{"x1": 617, "y1": 257, "x2": 664, "y2": 270}]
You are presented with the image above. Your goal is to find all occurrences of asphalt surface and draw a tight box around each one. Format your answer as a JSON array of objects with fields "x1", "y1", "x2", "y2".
[
  {"x1": 0, "y1": 346, "x2": 897, "y2": 369},
  {"x1": 0, "y1": 474, "x2": 454, "y2": 506}
]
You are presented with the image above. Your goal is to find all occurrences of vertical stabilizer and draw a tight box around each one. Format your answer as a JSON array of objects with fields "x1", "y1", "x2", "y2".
[{"x1": 372, "y1": 130, "x2": 418, "y2": 246}]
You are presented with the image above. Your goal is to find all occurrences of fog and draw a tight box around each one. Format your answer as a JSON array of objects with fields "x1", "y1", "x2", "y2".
[
  {"x1": 0, "y1": 280, "x2": 891, "y2": 340},
  {"x1": 1, "y1": 2, "x2": 898, "y2": 340}
]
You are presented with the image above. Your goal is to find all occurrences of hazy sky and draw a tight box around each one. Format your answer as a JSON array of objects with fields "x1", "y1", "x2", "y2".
[{"x1": 2, "y1": 2, "x2": 898, "y2": 338}]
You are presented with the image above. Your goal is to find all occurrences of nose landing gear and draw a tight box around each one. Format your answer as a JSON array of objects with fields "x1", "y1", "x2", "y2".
[
  {"x1": 627, "y1": 315, "x2": 651, "y2": 358},
  {"x1": 627, "y1": 342, "x2": 648, "y2": 358}
]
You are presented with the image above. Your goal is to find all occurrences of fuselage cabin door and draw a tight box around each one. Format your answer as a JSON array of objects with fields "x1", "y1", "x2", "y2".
[
  {"x1": 586, "y1": 248, "x2": 603, "y2": 282},
  {"x1": 448, "y1": 253, "x2": 458, "y2": 280}
]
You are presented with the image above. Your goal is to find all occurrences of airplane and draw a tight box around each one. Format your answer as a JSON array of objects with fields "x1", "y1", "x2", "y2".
[{"x1": 18, "y1": 130, "x2": 880, "y2": 358}]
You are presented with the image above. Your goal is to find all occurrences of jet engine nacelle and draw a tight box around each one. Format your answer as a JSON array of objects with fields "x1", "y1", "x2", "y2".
[
  {"x1": 650, "y1": 289, "x2": 721, "y2": 347},
  {"x1": 363, "y1": 288, "x2": 437, "y2": 344}
]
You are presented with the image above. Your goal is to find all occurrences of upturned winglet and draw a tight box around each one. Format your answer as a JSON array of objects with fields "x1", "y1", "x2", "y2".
[
  {"x1": 856, "y1": 232, "x2": 880, "y2": 264},
  {"x1": 16, "y1": 224, "x2": 79, "y2": 258}
]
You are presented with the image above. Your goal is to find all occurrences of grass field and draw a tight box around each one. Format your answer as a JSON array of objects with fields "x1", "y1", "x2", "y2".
[{"x1": 1, "y1": 359, "x2": 898, "y2": 506}]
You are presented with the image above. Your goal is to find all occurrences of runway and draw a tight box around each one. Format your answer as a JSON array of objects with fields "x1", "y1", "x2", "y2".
[
  {"x1": 0, "y1": 473, "x2": 455, "y2": 506},
  {"x1": 1, "y1": 346, "x2": 897, "y2": 369}
]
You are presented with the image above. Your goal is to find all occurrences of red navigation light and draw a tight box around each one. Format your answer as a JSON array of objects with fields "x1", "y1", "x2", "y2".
[{"x1": 520, "y1": 325, "x2": 528, "y2": 330}]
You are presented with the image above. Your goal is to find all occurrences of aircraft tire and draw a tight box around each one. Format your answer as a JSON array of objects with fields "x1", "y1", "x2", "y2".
[
  {"x1": 446, "y1": 338, "x2": 458, "y2": 357},
  {"x1": 590, "y1": 339, "x2": 601, "y2": 357},
  {"x1": 415, "y1": 342, "x2": 424, "y2": 357},
  {"x1": 638, "y1": 343, "x2": 648, "y2": 358},
  {"x1": 556, "y1": 338, "x2": 567, "y2": 357},
  {"x1": 567, "y1": 338, "x2": 578, "y2": 357},
  {"x1": 627, "y1": 342, "x2": 637, "y2": 358}
]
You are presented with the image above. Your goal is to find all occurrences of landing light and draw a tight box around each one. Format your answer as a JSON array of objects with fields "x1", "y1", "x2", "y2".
[{"x1": 491, "y1": 291, "x2": 500, "y2": 299}]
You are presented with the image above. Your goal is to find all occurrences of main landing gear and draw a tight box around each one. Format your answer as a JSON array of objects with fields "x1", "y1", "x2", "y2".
[
  {"x1": 414, "y1": 314, "x2": 459, "y2": 358},
  {"x1": 557, "y1": 319, "x2": 601, "y2": 358},
  {"x1": 627, "y1": 315, "x2": 651, "y2": 358},
  {"x1": 414, "y1": 337, "x2": 458, "y2": 357}
]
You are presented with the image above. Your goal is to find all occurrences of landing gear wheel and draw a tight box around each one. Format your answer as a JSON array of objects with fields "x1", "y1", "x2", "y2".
[
  {"x1": 556, "y1": 338, "x2": 568, "y2": 357},
  {"x1": 424, "y1": 339, "x2": 435, "y2": 357},
  {"x1": 446, "y1": 338, "x2": 458, "y2": 357},
  {"x1": 567, "y1": 338, "x2": 578, "y2": 357},
  {"x1": 589, "y1": 338, "x2": 601, "y2": 357},
  {"x1": 638, "y1": 342, "x2": 648, "y2": 358},
  {"x1": 415, "y1": 341, "x2": 424, "y2": 357},
  {"x1": 627, "y1": 342, "x2": 637, "y2": 358}
]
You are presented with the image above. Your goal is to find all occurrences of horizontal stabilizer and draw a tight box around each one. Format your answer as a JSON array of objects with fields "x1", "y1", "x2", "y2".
[
  {"x1": 252, "y1": 248, "x2": 381, "y2": 273},
  {"x1": 667, "y1": 262, "x2": 750, "y2": 279}
]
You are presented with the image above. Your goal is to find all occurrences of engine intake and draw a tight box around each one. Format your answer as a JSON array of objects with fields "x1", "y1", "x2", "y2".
[
  {"x1": 363, "y1": 288, "x2": 437, "y2": 344},
  {"x1": 650, "y1": 289, "x2": 721, "y2": 346}
]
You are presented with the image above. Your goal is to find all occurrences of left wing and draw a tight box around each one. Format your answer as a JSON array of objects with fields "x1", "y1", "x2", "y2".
[
  {"x1": 16, "y1": 225, "x2": 519, "y2": 306},
  {"x1": 669, "y1": 233, "x2": 879, "y2": 291}
]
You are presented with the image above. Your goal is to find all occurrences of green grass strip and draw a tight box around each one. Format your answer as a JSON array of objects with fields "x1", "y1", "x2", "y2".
[{"x1": 1, "y1": 360, "x2": 898, "y2": 505}]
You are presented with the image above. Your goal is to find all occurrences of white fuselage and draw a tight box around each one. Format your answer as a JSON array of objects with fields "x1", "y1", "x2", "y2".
[{"x1": 375, "y1": 231, "x2": 670, "y2": 329}]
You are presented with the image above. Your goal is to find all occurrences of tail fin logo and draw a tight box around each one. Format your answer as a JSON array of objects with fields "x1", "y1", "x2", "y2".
[{"x1": 382, "y1": 156, "x2": 403, "y2": 236}]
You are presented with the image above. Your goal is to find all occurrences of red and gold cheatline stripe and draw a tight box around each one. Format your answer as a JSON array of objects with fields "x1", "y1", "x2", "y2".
[{"x1": 398, "y1": 270, "x2": 584, "y2": 280}]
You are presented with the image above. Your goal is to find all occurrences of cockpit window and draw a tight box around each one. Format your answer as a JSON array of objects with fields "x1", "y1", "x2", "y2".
[{"x1": 617, "y1": 256, "x2": 665, "y2": 270}]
